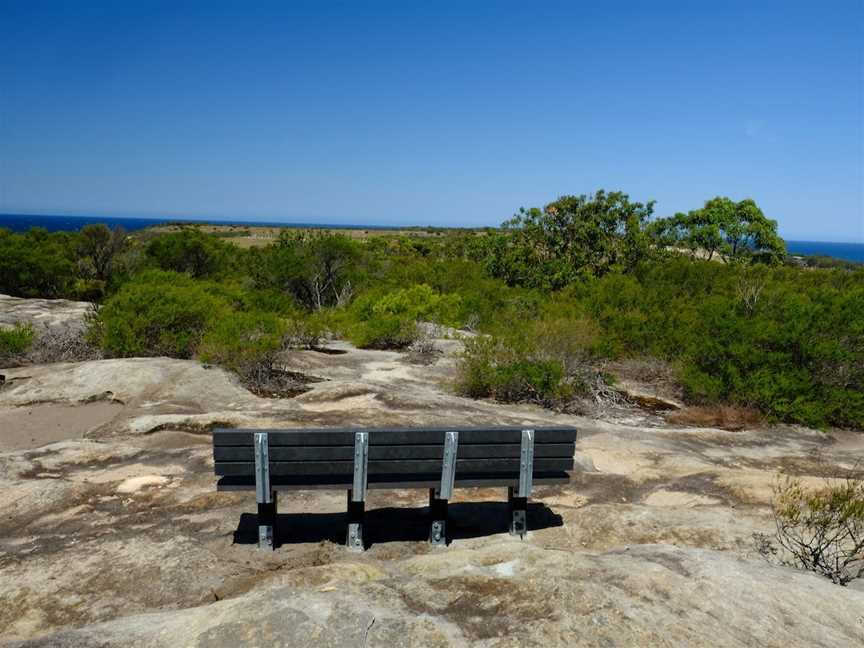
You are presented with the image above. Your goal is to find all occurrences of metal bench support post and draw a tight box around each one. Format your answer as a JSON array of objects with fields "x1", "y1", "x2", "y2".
[
  {"x1": 254, "y1": 431, "x2": 276, "y2": 550},
  {"x1": 510, "y1": 429, "x2": 534, "y2": 538},
  {"x1": 429, "y1": 430, "x2": 458, "y2": 546},
  {"x1": 347, "y1": 431, "x2": 368, "y2": 551}
]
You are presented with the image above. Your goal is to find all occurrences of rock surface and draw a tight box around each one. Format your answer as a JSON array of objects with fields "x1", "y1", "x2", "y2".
[
  {"x1": 0, "y1": 294, "x2": 92, "y2": 331},
  {"x1": 1, "y1": 297, "x2": 864, "y2": 646}
]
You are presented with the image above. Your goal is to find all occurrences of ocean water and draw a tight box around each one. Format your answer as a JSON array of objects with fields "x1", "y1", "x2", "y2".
[
  {"x1": 785, "y1": 240, "x2": 864, "y2": 263},
  {"x1": 0, "y1": 213, "x2": 397, "y2": 234},
  {"x1": 0, "y1": 213, "x2": 167, "y2": 233}
]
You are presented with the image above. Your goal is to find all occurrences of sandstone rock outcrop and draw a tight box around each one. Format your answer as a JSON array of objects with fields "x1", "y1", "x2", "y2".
[{"x1": 2, "y1": 297, "x2": 863, "y2": 646}]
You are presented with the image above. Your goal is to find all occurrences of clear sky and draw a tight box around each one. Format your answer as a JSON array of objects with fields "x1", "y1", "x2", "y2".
[{"x1": 1, "y1": 1, "x2": 862, "y2": 241}]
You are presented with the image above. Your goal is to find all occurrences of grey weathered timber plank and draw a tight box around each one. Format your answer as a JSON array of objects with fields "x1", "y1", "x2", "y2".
[
  {"x1": 212, "y1": 426, "x2": 577, "y2": 447},
  {"x1": 213, "y1": 443, "x2": 575, "y2": 462},
  {"x1": 214, "y1": 457, "x2": 574, "y2": 477},
  {"x1": 216, "y1": 474, "x2": 571, "y2": 491}
]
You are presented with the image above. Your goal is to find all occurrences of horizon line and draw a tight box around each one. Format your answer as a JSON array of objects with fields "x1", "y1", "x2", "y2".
[{"x1": 1, "y1": 211, "x2": 862, "y2": 245}]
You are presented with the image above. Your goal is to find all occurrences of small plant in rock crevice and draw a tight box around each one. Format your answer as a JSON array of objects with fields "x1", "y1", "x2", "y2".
[
  {"x1": 0, "y1": 322, "x2": 35, "y2": 366},
  {"x1": 755, "y1": 474, "x2": 864, "y2": 586}
]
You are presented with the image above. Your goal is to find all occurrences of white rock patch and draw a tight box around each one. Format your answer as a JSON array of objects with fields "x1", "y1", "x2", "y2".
[{"x1": 116, "y1": 475, "x2": 169, "y2": 494}]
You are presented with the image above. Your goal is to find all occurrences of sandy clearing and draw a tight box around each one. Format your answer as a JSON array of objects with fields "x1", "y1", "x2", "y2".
[{"x1": 0, "y1": 401, "x2": 124, "y2": 451}]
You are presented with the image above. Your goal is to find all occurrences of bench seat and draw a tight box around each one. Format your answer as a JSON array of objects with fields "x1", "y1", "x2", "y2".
[{"x1": 212, "y1": 426, "x2": 577, "y2": 550}]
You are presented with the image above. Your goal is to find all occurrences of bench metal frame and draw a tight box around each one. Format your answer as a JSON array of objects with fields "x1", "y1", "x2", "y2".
[
  {"x1": 253, "y1": 432, "x2": 276, "y2": 549},
  {"x1": 217, "y1": 426, "x2": 573, "y2": 550}
]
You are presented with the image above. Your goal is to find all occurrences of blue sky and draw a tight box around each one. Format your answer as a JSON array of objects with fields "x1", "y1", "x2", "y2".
[{"x1": 1, "y1": 1, "x2": 862, "y2": 241}]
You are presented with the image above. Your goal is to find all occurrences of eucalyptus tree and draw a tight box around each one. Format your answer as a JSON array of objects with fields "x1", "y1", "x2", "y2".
[{"x1": 650, "y1": 197, "x2": 786, "y2": 264}]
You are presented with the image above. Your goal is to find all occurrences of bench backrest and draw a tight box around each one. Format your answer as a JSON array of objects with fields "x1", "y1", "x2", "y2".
[{"x1": 212, "y1": 426, "x2": 576, "y2": 485}]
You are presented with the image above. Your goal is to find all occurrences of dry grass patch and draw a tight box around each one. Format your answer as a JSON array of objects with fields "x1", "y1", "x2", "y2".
[{"x1": 667, "y1": 405, "x2": 763, "y2": 431}]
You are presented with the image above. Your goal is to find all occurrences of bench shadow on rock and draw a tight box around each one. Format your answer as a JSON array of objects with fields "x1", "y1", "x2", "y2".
[{"x1": 233, "y1": 501, "x2": 563, "y2": 548}]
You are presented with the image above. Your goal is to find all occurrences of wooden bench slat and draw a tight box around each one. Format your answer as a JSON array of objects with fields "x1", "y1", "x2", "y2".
[
  {"x1": 216, "y1": 474, "x2": 571, "y2": 491},
  {"x1": 213, "y1": 426, "x2": 577, "y2": 447},
  {"x1": 213, "y1": 443, "x2": 575, "y2": 462},
  {"x1": 214, "y1": 457, "x2": 574, "y2": 476}
]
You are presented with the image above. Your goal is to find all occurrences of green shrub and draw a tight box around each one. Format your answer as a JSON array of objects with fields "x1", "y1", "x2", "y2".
[
  {"x1": 456, "y1": 336, "x2": 571, "y2": 404},
  {"x1": 341, "y1": 284, "x2": 460, "y2": 349},
  {"x1": 569, "y1": 258, "x2": 864, "y2": 427},
  {"x1": 283, "y1": 314, "x2": 328, "y2": 349},
  {"x1": 197, "y1": 311, "x2": 287, "y2": 374},
  {"x1": 90, "y1": 271, "x2": 230, "y2": 358},
  {"x1": 0, "y1": 228, "x2": 78, "y2": 298},
  {"x1": 348, "y1": 314, "x2": 419, "y2": 350},
  {"x1": 145, "y1": 229, "x2": 234, "y2": 278},
  {"x1": 238, "y1": 288, "x2": 300, "y2": 316},
  {"x1": 529, "y1": 314, "x2": 600, "y2": 373},
  {"x1": 0, "y1": 323, "x2": 35, "y2": 363},
  {"x1": 369, "y1": 283, "x2": 462, "y2": 325}
]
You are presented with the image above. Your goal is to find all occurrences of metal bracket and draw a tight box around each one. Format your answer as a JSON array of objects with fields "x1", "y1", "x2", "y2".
[
  {"x1": 347, "y1": 521, "x2": 364, "y2": 551},
  {"x1": 509, "y1": 486, "x2": 528, "y2": 538},
  {"x1": 439, "y1": 431, "x2": 459, "y2": 500},
  {"x1": 429, "y1": 488, "x2": 448, "y2": 547},
  {"x1": 517, "y1": 428, "x2": 534, "y2": 498},
  {"x1": 511, "y1": 508, "x2": 527, "y2": 537},
  {"x1": 254, "y1": 432, "x2": 271, "y2": 504},
  {"x1": 352, "y1": 432, "x2": 369, "y2": 502},
  {"x1": 347, "y1": 490, "x2": 365, "y2": 551},
  {"x1": 430, "y1": 520, "x2": 446, "y2": 546}
]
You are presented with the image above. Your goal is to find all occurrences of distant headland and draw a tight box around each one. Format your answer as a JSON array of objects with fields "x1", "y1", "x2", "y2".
[{"x1": 2, "y1": 213, "x2": 861, "y2": 263}]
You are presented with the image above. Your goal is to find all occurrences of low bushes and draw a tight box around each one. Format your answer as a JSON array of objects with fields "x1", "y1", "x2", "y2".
[
  {"x1": 347, "y1": 315, "x2": 419, "y2": 350},
  {"x1": 88, "y1": 270, "x2": 321, "y2": 397},
  {"x1": 282, "y1": 315, "x2": 328, "y2": 349},
  {"x1": 342, "y1": 284, "x2": 460, "y2": 349},
  {"x1": 0, "y1": 323, "x2": 35, "y2": 365},
  {"x1": 197, "y1": 310, "x2": 300, "y2": 395},
  {"x1": 89, "y1": 271, "x2": 232, "y2": 358},
  {"x1": 0, "y1": 226, "x2": 130, "y2": 301},
  {"x1": 572, "y1": 258, "x2": 864, "y2": 428},
  {"x1": 0, "y1": 229, "x2": 78, "y2": 299},
  {"x1": 456, "y1": 336, "x2": 573, "y2": 405},
  {"x1": 145, "y1": 229, "x2": 235, "y2": 278},
  {"x1": 25, "y1": 218, "x2": 857, "y2": 429},
  {"x1": 197, "y1": 310, "x2": 287, "y2": 374},
  {"x1": 455, "y1": 311, "x2": 602, "y2": 407}
]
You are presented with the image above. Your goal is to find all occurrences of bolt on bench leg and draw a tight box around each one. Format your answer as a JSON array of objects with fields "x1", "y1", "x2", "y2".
[
  {"x1": 258, "y1": 492, "x2": 277, "y2": 549},
  {"x1": 429, "y1": 488, "x2": 449, "y2": 547},
  {"x1": 346, "y1": 490, "x2": 365, "y2": 551},
  {"x1": 508, "y1": 486, "x2": 528, "y2": 538}
]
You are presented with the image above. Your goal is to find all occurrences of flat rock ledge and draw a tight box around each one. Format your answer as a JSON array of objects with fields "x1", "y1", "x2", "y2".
[
  {"x1": 7, "y1": 544, "x2": 864, "y2": 647},
  {"x1": 0, "y1": 294, "x2": 92, "y2": 331}
]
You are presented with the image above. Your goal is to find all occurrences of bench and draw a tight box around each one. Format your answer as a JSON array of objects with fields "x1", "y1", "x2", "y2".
[{"x1": 212, "y1": 426, "x2": 577, "y2": 550}]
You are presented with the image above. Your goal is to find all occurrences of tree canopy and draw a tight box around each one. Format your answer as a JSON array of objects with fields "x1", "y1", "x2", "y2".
[
  {"x1": 650, "y1": 197, "x2": 786, "y2": 264},
  {"x1": 145, "y1": 228, "x2": 234, "y2": 278},
  {"x1": 476, "y1": 190, "x2": 654, "y2": 289},
  {"x1": 248, "y1": 231, "x2": 361, "y2": 310},
  {"x1": 78, "y1": 224, "x2": 128, "y2": 281}
]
